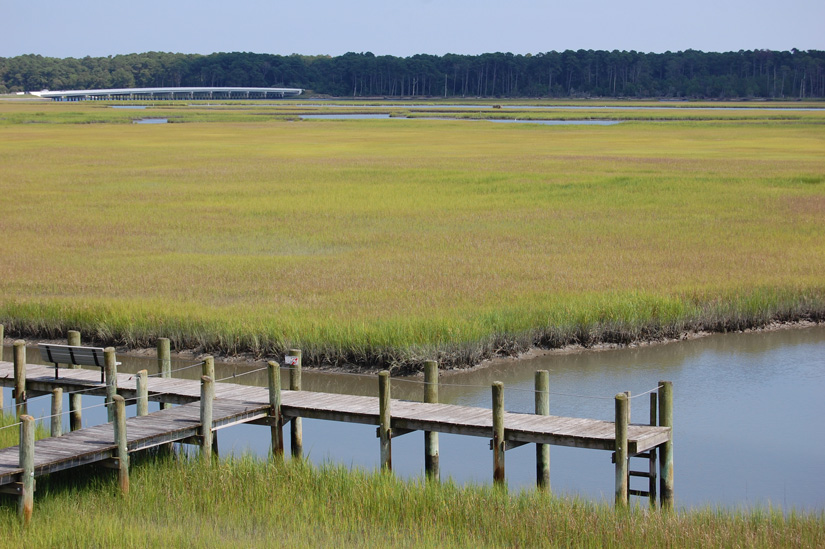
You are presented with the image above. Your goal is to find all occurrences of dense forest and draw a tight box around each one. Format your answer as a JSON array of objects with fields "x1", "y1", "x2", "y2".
[{"x1": 1, "y1": 49, "x2": 824, "y2": 99}]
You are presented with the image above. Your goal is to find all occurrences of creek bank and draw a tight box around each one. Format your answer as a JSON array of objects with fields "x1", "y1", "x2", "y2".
[{"x1": 4, "y1": 319, "x2": 820, "y2": 376}]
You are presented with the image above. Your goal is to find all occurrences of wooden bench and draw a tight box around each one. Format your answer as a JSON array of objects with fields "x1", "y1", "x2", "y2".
[{"x1": 37, "y1": 344, "x2": 120, "y2": 383}]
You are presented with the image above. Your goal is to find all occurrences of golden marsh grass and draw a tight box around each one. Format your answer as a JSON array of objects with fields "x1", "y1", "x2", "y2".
[
  {"x1": 0, "y1": 454, "x2": 822, "y2": 548},
  {"x1": 0, "y1": 101, "x2": 823, "y2": 367}
]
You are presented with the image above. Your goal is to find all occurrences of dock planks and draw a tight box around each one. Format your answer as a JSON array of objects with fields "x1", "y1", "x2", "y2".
[{"x1": 0, "y1": 360, "x2": 671, "y2": 488}]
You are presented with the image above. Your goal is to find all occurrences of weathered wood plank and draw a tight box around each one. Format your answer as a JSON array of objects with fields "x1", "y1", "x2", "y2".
[{"x1": 0, "y1": 360, "x2": 672, "y2": 471}]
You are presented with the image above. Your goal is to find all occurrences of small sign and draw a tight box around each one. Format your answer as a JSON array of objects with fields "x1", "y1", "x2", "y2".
[{"x1": 285, "y1": 355, "x2": 300, "y2": 366}]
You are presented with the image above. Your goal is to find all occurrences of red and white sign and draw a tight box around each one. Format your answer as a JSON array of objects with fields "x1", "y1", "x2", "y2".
[{"x1": 285, "y1": 355, "x2": 300, "y2": 366}]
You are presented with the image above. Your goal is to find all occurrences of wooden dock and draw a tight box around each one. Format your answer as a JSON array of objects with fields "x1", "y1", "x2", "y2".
[
  {"x1": 0, "y1": 361, "x2": 670, "y2": 454},
  {"x1": 0, "y1": 341, "x2": 674, "y2": 522},
  {"x1": 0, "y1": 399, "x2": 268, "y2": 484}
]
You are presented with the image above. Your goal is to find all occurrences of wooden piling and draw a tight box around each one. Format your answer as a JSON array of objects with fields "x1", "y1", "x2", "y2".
[
  {"x1": 19, "y1": 415, "x2": 34, "y2": 525},
  {"x1": 267, "y1": 361, "x2": 284, "y2": 459},
  {"x1": 67, "y1": 330, "x2": 82, "y2": 430},
  {"x1": 202, "y1": 355, "x2": 215, "y2": 379},
  {"x1": 649, "y1": 392, "x2": 658, "y2": 508},
  {"x1": 614, "y1": 393, "x2": 629, "y2": 507},
  {"x1": 13, "y1": 340, "x2": 27, "y2": 418},
  {"x1": 51, "y1": 388, "x2": 63, "y2": 437},
  {"x1": 378, "y1": 371, "x2": 392, "y2": 471},
  {"x1": 288, "y1": 349, "x2": 302, "y2": 459},
  {"x1": 136, "y1": 370, "x2": 149, "y2": 417},
  {"x1": 104, "y1": 347, "x2": 118, "y2": 423},
  {"x1": 625, "y1": 390, "x2": 631, "y2": 423},
  {"x1": 157, "y1": 338, "x2": 171, "y2": 411},
  {"x1": 492, "y1": 381, "x2": 505, "y2": 486},
  {"x1": 424, "y1": 360, "x2": 439, "y2": 481},
  {"x1": 200, "y1": 375, "x2": 214, "y2": 462},
  {"x1": 112, "y1": 395, "x2": 129, "y2": 495},
  {"x1": 658, "y1": 380, "x2": 674, "y2": 509},
  {"x1": 200, "y1": 356, "x2": 218, "y2": 455},
  {"x1": 535, "y1": 370, "x2": 550, "y2": 490}
]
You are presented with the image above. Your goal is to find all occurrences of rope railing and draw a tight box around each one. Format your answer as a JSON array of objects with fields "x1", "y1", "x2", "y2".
[
  {"x1": 269, "y1": 364, "x2": 663, "y2": 401},
  {"x1": 2, "y1": 356, "x2": 664, "y2": 429},
  {"x1": 0, "y1": 421, "x2": 22, "y2": 432}
]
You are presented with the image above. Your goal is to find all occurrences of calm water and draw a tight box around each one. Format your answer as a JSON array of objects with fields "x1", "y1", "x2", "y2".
[{"x1": 4, "y1": 325, "x2": 824, "y2": 510}]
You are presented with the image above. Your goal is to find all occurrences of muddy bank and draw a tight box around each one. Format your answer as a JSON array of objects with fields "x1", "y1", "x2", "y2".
[{"x1": 4, "y1": 318, "x2": 821, "y2": 376}]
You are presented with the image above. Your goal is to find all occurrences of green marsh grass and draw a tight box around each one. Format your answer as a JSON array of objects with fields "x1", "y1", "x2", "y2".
[
  {"x1": 0, "y1": 413, "x2": 50, "y2": 449},
  {"x1": 0, "y1": 102, "x2": 824, "y2": 368},
  {"x1": 0, "y1": 454, "x2": 821, "y2": 547}
]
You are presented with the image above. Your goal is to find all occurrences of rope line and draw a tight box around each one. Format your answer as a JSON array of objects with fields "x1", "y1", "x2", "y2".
[
  {"x1": 146, "y1": 360, "x2": 206, "y2": 377},
  {"x1": 216, "y1": 366, "x2": 268, "y2": 383},
  {"x1": 271, "y1": 364, "x2": 662, "y2": 401}
]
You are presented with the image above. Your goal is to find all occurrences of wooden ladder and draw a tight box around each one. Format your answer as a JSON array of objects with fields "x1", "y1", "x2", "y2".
[{"x1": 615, "y1": 391, "x2": 659, "y2": 507}]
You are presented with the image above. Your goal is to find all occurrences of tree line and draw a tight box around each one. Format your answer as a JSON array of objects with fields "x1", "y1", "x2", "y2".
[{"x1": 1, "y1": 49, "x2": 824, "y2": 99}]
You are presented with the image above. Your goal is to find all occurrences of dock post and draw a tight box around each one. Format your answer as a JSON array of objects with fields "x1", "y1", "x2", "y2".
[
  {"x1": 424, "y1": 360, "x2": 439, "y2": 481},
  {"x1": 19, "y1": 415, "x2": 34, "y2": 525},
  {"x1": 379, "y1": 370, "x2": 392, "y2": 471},
  {"x1": 625, "y1": 390, "x2": 631, "y2": 423},
  {"x1": 535, "y1": 370, "x2": 550, "y2": 490},
  {"x1": 615, "y1": 393, "x2": 629, "y2": 507},
  {"x1": 200, "y1": 375, "x2": 214, "y2": 462},
  {"x1": 157, "y1": 338, "x2": 171, "y2": 411},
  {"x1": 136, "y1": 370, "x2": 149, "y2": 416},
  {"x1": 13, "y1": 340, "x2": 27, "y2": 418},
  {"x1": 649, "y1": 392, "x2": 658, "y2": 508},
  {"x1": 658, "y1": 380, "x2": 674, "y2": 509},
  {"x1": 288, "y1": 349, "x2": 303, "y2": 459},
  {"x1": 67, "y1": 330, "x2": 82, "y2": 430},
  {"x1": 51, "y1": 388, "x2": 63, "y2": 437},
  {"x1": 267, "y1": 361, "x2": 284, "y2": 459},
  {"x1": 104, "y1": 347, "x2": 118, "y2": 422},
  {"x1": 492, "y1": 381, "x2": 505, "y2": 486},
  {"x1": 202, "y1": 355, "x2": 215, "y2": 379},
  {"x1": 202, "y1": 356, "x2": 218, "y2": 455},
  {"x1": 112, "y1": 394, "x2": 129, "y2": 495}
]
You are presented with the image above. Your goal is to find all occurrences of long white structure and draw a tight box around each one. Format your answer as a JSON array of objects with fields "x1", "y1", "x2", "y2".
[{"x1": 30, "y1": 86, "x2": 303, "y2": 101}]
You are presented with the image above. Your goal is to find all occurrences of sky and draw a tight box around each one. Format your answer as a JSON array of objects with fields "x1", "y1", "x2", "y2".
[{"x1": 2, "y1": 0, "x2": 823, "y2": 59}]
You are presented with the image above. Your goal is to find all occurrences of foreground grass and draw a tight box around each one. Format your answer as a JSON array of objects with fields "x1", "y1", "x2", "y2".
[
  {"x1": 1, "y1": 102, "x2": 824, "y2": 369},
  {"x1": 0, "y1": 412, "x2": 49, "y2": 448},
  {"x1": 0, "y1": 454, "x2": 821, "y2": 548}
]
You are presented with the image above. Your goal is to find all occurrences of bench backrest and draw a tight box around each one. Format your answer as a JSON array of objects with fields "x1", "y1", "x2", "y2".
[{"x1": 38, "y1": 343, "x2": 107, "y2": 367}]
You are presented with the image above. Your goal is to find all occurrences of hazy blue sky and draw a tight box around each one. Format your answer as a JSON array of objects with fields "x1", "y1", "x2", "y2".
[{"x1": 2, "y1": 0, "x2": 823, "y2": 58}]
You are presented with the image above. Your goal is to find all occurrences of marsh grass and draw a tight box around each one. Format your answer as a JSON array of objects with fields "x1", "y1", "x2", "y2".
[
  {"x1": 0, "y1": 102, "x2": 824, "y2": 369},
  {"x1": 0, "y1": 413, "x2": 50, "y2": 449},
  {"x1": 0, "y1": 454, "x2": 821, "y2": 547},
  {"x1": 2, "y1": 99, "x2": 825, "y2": 125}
]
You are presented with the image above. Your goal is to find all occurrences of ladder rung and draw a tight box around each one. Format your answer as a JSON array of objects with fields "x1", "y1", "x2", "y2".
[
  {"x1": 629, "y1": 471, "x2": 653, "y2": 478},
  {"x1": 629, "y1": 489, "x2": 651, "y2": 498},
  {"x1": 632, "y1": 452, "x2": 653, "y2": 459}
]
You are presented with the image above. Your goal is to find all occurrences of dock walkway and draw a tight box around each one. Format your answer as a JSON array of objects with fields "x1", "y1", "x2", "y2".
[
  {"x1": 0, "y1": 399, "x2": 268, "y2": 484},
  {"x1": 0, "y1": 362, "x2": 669, "y2": 454},
  {"x1": 0, "y1": 357, "x2": 673, "y2": 517}
]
